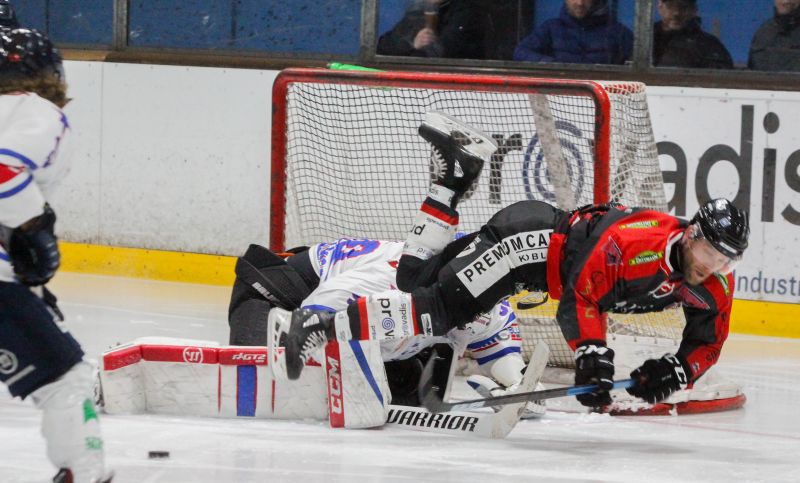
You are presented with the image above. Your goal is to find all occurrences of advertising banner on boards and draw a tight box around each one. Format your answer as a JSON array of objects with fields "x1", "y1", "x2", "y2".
[{"x1": 648, "y1": 87, "x2": 800, "y2": 304}]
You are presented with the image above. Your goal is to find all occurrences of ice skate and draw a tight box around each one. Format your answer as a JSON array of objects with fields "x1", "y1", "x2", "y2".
[
  {"x1": 419, "y1": 111, "x2": 497, "y2": 196},
  {"x1": 53, "y1": 468, "x2": 114, "y2": 483},
  {"x1": 284, "y1": 308, "x2": 335, "y2": 380}
]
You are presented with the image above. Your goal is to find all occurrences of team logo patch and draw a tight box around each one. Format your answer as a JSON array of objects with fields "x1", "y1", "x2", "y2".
[
  {"x1": 628, "y1": 250, "x2": 663, "y2": 266},
  {"x1": 676, "y1": 285, "x2": 711, "y2": 310},
  {"x1": 602, "y1": 237, "x2": 623, "y2": 266},
  {"x1": 0, "y1": 349, "x2": 18, "y2": 375},
  {"x1": 619, "y1": 220, "x2": 659, "y2": 230}
]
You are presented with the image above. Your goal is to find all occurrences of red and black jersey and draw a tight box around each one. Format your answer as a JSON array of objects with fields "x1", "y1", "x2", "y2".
[{"x1": 546, "y1": 205, "x2": 734, "y2": 382}]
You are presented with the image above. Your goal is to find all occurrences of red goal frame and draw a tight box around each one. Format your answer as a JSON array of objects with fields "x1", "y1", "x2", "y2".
[{"x1": 269, "y1": 67, "x2": 612, "y2": 252}]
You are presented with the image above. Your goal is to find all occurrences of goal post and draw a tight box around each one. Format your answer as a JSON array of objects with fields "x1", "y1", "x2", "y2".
[
  {"x1": 271, "y1": 68, "x2": 615, "y2": 252},
  {"x1": 270, "y1": 67, "x2": 744, "y2": 414}
]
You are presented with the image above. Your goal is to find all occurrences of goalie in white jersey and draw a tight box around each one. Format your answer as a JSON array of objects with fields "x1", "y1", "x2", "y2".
[
  {"x1": 229, "y1": 237, "x2": 542, "y2": 413},
  {"x1": 0, "y1": 28, "x2": 111, "y2": 483}
]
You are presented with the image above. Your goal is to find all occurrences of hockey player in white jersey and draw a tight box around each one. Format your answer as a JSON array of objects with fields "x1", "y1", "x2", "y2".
[
  {"x1": 0, "y1": 28, "x2": 111, "y2": 483},
  {"x1": 230, "y1": 238, "x2": 542, "y2": 413},
  {"x1": 230, "y1": 114, "x2": 542, "y2": 414}
]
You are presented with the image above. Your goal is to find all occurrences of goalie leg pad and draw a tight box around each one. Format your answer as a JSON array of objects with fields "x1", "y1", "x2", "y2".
[
  {"x1": 100, "y1": 338, "x2": 329, "y2": 420},
  {"x1": 325, "y1": 339, "x2": 390, "y2": 429},
  {"x1": 342, "y1": 291, "x2": 428, "y2": 342}
]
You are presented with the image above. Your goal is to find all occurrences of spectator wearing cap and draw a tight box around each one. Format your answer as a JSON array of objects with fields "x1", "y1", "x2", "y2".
[
  {"x1": 512, "y1": 0, "x2": 633, "y2": 65},
  {"x1": 653, "y1": 0, "x2": 733, "y2": 69},
  {"x1": 749, "y1": 0, "x2": 800, "y2": 71}
]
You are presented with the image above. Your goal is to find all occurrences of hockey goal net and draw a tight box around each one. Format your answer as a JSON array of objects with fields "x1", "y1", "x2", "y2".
[{"x1": 271, "y1": 68, "x2": 744, "y2": 414}]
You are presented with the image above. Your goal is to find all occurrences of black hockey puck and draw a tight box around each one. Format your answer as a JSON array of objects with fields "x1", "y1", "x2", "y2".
[{"x1": 148, "y1": 450, "x2": 170, "y2": 459}]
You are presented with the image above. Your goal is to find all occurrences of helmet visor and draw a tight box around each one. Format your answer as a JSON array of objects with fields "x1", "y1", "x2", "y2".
[{"x1": 688, "y1": 224, "x2": 742, "y2": 275}]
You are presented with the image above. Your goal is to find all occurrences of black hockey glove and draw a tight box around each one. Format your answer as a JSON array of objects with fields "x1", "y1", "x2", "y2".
[
  {"x1": 574, "y1": 341, "x2": 615, "y2": 407},
  {"x1": 4, "y1": 204, "x2": 60, "y2": 286},
  {"x1": 626, "y1": 354, "x2": 691, "y2": 404}
]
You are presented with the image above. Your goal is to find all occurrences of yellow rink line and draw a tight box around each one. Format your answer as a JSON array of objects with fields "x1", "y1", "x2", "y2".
[{"x1": 60, "y1": 242, "x2": 800, "y2": 338}]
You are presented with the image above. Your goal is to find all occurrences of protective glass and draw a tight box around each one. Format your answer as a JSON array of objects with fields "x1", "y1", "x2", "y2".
[{"x1": 687, "y1": 224, "x2": 741, "y2": 275}]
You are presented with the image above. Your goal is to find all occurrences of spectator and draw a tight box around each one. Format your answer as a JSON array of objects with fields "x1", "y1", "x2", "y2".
[
  {"x1": 0, "y1": 0, "x2": 18, "y2": 28},
  {"x1": 512, "y1": 0, "x2": 633, "y2": 65},
  {"x1": 653, "y1": 0, "x2": 733, "y2": 69},
  {"x1": 749, "y1": 0, "x2": 800, "y2": 71},
  {"x1": 377, "y1": 0, "x2": 492, "y2": 59}
]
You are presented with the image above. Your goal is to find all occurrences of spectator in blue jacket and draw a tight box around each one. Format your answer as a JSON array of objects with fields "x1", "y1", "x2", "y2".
[{"x1": 512, "y1": 0, "x2": 633, "y2": 64}]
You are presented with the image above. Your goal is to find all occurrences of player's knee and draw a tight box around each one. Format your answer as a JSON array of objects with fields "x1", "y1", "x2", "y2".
[{"x1": 395, "y1": 255, "x2": 426, "y2": 292}]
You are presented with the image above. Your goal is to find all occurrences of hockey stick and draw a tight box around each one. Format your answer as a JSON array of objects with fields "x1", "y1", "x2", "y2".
[
  {"x1": 421, "y1": 352, "x2": 636, "y2": 413},
  {"x1": 389, "y1": 342, "x2": 550, "y2": 439}
]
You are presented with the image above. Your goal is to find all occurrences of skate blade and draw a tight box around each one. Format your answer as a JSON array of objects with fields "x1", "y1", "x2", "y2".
[{"x1": 423, "y1": 111, "x2": 498, "y2": 160}]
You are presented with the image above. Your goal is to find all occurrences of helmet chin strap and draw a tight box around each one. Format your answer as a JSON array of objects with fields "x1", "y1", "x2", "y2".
[{"x1": 673, "y1": 238, "x2": 687, "y2": 278}]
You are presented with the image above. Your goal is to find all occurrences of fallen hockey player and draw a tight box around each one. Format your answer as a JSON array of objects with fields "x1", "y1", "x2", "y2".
[{"x1": 281, "y1": 110, "x2": 750, "y2": 415}]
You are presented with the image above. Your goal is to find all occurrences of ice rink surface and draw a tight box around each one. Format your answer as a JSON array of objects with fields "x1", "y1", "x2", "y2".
[{"x1": 2, "y1": 272, "x2": 799, "y2": 483}]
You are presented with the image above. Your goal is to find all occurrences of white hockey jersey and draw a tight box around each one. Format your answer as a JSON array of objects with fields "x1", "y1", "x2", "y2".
[
  {"x1": 0, "y1": 93, "x2": 72, "y2": 283},
  {"x1": 302, "y1": 238, "x2": 522, "y2": 365}
]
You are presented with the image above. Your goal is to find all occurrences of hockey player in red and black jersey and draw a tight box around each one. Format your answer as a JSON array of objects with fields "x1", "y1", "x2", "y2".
[{"x1": 283, "y1": 112, "x2": 749, "y2": 409}]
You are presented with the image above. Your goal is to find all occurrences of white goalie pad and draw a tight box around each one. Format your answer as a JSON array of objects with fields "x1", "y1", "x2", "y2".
[
  {"x1": 325, "y1": 340, "x2": 390, "y2": 429},
  {"x1": 100, "y1": 337, "x2": 327, "y2": 419}
]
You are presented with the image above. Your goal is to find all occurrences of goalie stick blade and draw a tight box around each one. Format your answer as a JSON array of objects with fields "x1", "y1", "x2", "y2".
[
  {"x1": 385, "y1": 405, "x2": 511, "y2": 439},
  {"x1": 420, "y1": 343, "x2": 550, "y2": 412},
  {"x1": 418, "y1": 349, "x2": 447, "y2": 413},
  {"x1": 488, "y1": 341, "x2": 550, "y2": 438}
]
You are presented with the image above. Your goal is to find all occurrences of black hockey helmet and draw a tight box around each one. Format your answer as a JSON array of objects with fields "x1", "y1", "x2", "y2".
[
  {"x1": 0, "y1": 27, "x2": 64, "y2": 82},
  {"x1": 691, "y1": 198, "x2": 749, "y2": 259},
  {"x1": 0, "y1": 1, "x2": 18, "y2": 29}
]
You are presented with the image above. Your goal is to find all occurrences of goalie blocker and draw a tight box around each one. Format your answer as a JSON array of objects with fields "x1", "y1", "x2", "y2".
[{"x1": 100, "y1": 336, "x2": 389, "y2": 429}]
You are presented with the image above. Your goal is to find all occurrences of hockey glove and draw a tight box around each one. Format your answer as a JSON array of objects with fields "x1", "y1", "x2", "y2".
[
  {"x1": 626, "y1": 354, "x2": 691, "y2": 404},
  {"x1": 574, "y1": 341, "x2": 615, "y2": 407},
  {"x1": 4, "y1": 204, "x2": 60, "y2": 286}
]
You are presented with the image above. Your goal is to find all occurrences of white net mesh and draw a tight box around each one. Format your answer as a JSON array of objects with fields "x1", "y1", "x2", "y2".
[{"x1": 276, "y1": 71, "x2": 684, "y2": 369}]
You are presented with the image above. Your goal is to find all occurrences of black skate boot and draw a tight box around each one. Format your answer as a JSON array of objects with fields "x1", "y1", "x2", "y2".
[
  {"x1": 285, "y1": 308, "x2": 335, "y2": 380},
  {"x1": 419, "y1": 112, "x2": 497, "y2": 204},
  {"x1": 53, "y1": 468, "x2": 114, "y2": 483}
]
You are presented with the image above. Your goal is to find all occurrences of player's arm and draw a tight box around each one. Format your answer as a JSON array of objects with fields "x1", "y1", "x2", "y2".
[
  {"x1": 677, "y1": 274, "x2": 734, "y2": 380},
  {"x1": 627, "y1": 274, "x2": 733, "y2": 404},
  {"x1": 555, "y1": 243, "x2": 616, "y2": 407}
]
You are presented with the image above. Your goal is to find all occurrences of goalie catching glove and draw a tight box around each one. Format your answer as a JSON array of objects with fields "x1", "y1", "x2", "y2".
[
  {"x1": 626, "y1": 354, "x2": 691, "y2": 404},
  {"x1": 574, "y1": 341, "x2": 615, "y2": 408}
]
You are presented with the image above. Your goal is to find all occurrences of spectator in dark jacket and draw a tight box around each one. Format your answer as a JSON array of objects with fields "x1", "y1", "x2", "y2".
[
  {"x1": 377, "y1": 0, "x2": 492, "y2": 59},
  {"x1": 512, "y1": 0, "x2": 633, "y2": 64},
  {"x1": 653, "y1": 0, "x2": 733, "y2": 69},
  {"x1": 749, "y1": 0, "x2": 800, "y2": 71},
  {"x1": 0, "y1": 0, "x2": 19, "y2": 28}
]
